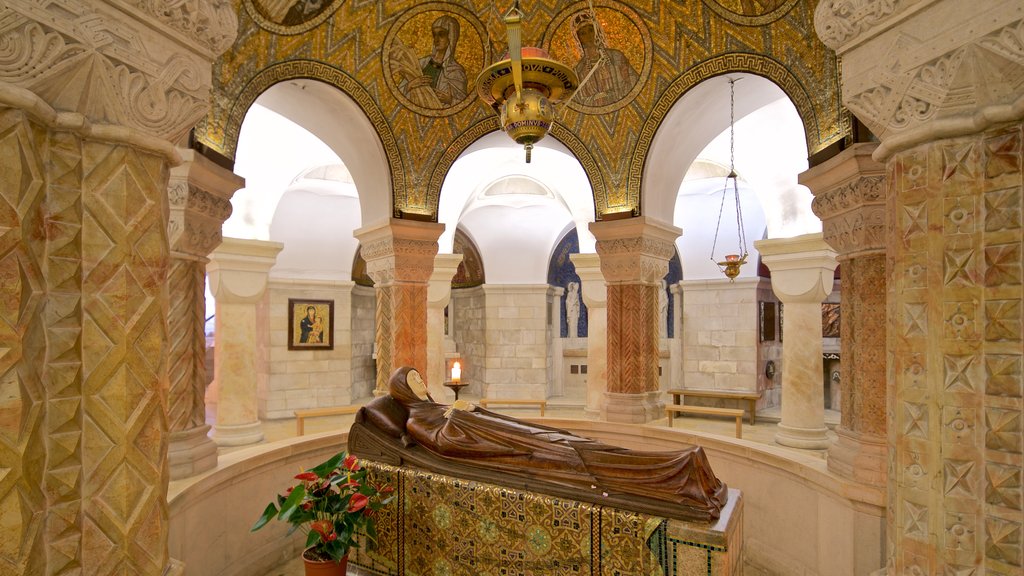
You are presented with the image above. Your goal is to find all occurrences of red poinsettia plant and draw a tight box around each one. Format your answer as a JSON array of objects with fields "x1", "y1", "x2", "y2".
[{"x1": 252, "y1": 451, "x2": 394, "y2": 563}]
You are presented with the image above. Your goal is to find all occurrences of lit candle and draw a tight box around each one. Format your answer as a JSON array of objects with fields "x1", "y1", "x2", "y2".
[{"x1": 451, "y1": 361, "x2": 462, "y2": 384}]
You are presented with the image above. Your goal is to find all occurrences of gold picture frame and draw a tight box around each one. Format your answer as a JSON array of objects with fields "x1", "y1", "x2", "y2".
[{"x1": 288, "y1": 298, "x2": 334, "y2": 350}]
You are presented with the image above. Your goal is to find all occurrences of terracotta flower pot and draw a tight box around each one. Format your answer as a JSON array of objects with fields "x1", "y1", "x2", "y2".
[{"x1": 302, "y1": 548, "x2": 348, "y2": 576}]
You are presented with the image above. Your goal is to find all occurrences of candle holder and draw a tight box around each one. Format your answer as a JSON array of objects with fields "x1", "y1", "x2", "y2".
[{"x1": 444, "y1": 380, "x2": 468, "y2": 401}]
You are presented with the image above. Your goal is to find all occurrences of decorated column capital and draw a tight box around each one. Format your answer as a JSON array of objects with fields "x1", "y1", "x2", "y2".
[
  {"x1": 806, "y1": 143, "x2": 886, "y2": 258},
  {"x1": 428, "y1": 254, "x2": 464, "y2": 308},
  {"x1": 754, "y1": 233, "x2": 839, "y2": 303},
  {"x1": 591, "y1": 217, "x2": 680, "y2": 284},
  {"x1": 1, "y1": 0, "x2": 238, "y2": 146},
  {"x1": 168, "y1": 148, "x2": 238, "y2": 259},
  {"x1": 816, "y1": 0, "x2": 1024, "y2": 159},
  {"x1": 355, "y1": 219, "x2": 444, "y2": 286},
  {"x1": 208, "y1": 238, "x2": 284, "y2": 304}
]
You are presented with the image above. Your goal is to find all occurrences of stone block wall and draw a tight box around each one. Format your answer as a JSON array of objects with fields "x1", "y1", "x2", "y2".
[
  {"x1": 450, "y1": 286, "x2": 485, "y2": 397},
  {"x1": 482, "y1": 285, "x2": 551, "y2": 399},
  {"x1": 260, "y1": 279, "x2": 359, "y2": 419},
  {"x1": 681, "y1": 278, "x2": 761, "y2": 395},
  {"x1": 350, "y1": 285, "x2": 376, "y2": 401}
]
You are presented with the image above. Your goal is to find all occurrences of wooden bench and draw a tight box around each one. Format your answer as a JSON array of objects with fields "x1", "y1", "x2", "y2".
[
  {"x1": 294, "y1": 405, "x2": 362, "y2": 436},
  {"x1": 666, "y1": 405, "x2": 745, "y2": 439},
  {"x1": 666, "y1": 389, "x2": 761, "y2": 425},
  {"x1": 479, "y1": 399, "x2": 546, "y2": 416}
]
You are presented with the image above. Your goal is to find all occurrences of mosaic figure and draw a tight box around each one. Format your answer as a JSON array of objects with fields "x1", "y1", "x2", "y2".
[
  {"x1": 571, "y1": 11, "x2": 639, "y2": 107},
  {"x1": 255, "y1": 0, "x2": 333, "y2": 26},
  {"x1": 389, "y1": 14, "x2": 468, "y2": 109}
]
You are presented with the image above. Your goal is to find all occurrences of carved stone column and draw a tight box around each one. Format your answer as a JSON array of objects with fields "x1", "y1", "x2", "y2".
[
  {"x1": 804, "y1": 143, "x2": 888, "y2": 487},
  {"x1": 207, "y1": 238, "x2": 282, "y2": 446},
  {"x1": 166, "y1": 149, "x2": 238, "y2": 479},
  {"x1": 0, "y1": 1, "x2": 235, "y2": 574},
  {"x1": 355, "y1": 219, "x2": 443, "y2": 393},
  {"x1": 591, "y1": 217, "x2": 680, "y2": 423},
  {"x1": 816, "y1": 1, "x2": 1024, "y2": 572},
  {"x1": 755, "y1": 233, "x2": 839, "y2": 449},
  {"x1": 427, "y1": 254, "x2": 462, "y2": 395},
  {"x1": 570, "y1": 253, "x2": 608, "y2": 416}
]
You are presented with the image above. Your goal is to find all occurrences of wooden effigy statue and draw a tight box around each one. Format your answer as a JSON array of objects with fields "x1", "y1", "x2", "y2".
[{"x1": 349, "y1": 366, "x2": 728, "y2": 522}]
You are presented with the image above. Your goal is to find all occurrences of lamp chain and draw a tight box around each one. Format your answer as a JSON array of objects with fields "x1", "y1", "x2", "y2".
[{"x1": 710, "y1": 77, "x2": 748, "y2": 269}]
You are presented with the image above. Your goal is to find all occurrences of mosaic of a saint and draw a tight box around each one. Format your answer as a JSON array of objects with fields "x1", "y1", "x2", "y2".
[
  {"x1": 571, "y1": 11, "x2": 639, "y2": 108},
  {"x1": 389, "y1": 15, "x2": 468, "y2": 109}
]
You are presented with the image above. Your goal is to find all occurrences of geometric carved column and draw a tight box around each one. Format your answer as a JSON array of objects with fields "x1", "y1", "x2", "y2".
[
  {"x1": 570, "y1": 253, "x2": 608, "y2": 417},
  {"x1": 355, "y1": 219, "x2": 443, "y2": 393},
  {"x1": 166, "y1": 149, "x2": 238, "y2": 479},
  {"x1": 805, "y1": 143, "x2": 888, "y2": 486},
  {"x1": 816, "y1": 1, "x2": 1024, "y2": 572},
  {"x1": 207, "y1": 238, "x2": 282, "y2": 447},
  {"x1": 591, "y1": 217, "x2": 680, "y2": 423},
  {"x1": 0, "y1": 1, "x2": 236, "y2": 574},
  {"x1": 427, "y1": 253, "x2": 462, "y2": 393},
  {"x1": 755, "y1": 233, "x2": 838, "y2": 450}
]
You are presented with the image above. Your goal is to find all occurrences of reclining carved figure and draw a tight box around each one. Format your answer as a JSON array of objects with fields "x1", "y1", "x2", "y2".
[{"x1": 349, "y1": 366, "x2": 728, "y2": 522}]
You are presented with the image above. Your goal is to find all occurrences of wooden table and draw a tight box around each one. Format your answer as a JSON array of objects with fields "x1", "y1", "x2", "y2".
[
  {"x1": 666, "y1": 389, "x2": 761, "y2": 425},
  {"x1": 293, "y1": 405, "x2": 361, "y2": 436},
  {"x1": 478, "y1": 398, "x2": 546, "y2": 416},
  {"x1": 665, "y1": 405, "x2": 745, "y2": 438}
]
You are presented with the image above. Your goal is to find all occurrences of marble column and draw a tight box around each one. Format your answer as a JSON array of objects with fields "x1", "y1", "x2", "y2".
[
  {"x1": 755, "y1": 234, "x2": 838, "y2": 449},
  {"x1": 207, "y1": 238, "x2": 282, "y2": 446},
  {"x1": 166, "y1": 149, "x2": 238, "y2": 479},
  {"x1": 816, "y1": 0, "x2": 1024, "y2": 572},
  {"x1": 591, "y1": 217, "x2": 680, "y2": 423},
  {"x1": 355, "y1": 219, "x2": 443, "y2": 393},
  {"x1": 427, "y1": 254, "x2": 463, "y2": 394},
  {"x1": 570, "y1": 253, "x2": 608, "y2": 416},
  {"x1": 804, "y1": 143, "x2": 888, "y2": 487},
  {"x1": 0, "y1": 1, "x2": 236, "y2": 573}
]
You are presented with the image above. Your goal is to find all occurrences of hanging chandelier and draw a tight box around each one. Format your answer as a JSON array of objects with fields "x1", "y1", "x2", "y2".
[
  {"x1": 476, "y1": 1, "x2": 579, "y2": 163},
  {"x1": 710, "y1": 77, "x2": 749, "y2": 281}
]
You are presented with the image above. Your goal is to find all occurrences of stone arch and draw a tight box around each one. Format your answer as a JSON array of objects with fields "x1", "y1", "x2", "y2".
[
  {"x1": 221, "y1": 60, "x2": 403, "y2": 225},
  {"x1": 427, "y1": 119, "x2": 608, "y2": 220},
  {"x1": 632, "y1": 54, "x2": 838, "y2": 219}
]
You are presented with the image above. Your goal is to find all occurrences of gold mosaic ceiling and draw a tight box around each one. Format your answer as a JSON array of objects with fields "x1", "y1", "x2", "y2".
[{"x1": 196, "y1": 0, "x2": 845, "y2": 219}]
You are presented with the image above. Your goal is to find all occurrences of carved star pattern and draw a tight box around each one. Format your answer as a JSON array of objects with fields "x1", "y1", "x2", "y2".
[
  {"x1": 944, "y1": 355, "x2": 975, "y2": 392},
  {"x1": 904, "y1": 501, "x2": 929, "y2": 538},
  {"x1": 985, "y1": 516, "x2": 1022, "y2": 564},
  {"x1": 943, "y1": 460, "x2": 975, "y2": 497},
  {"x1": 984, "y1": 244, "x2": 1022, "y2": 287},
  {"x1": 943, "y1": 143, "x2": 976, "y2": 181},
  {"x1": 985, "y1": 300, "x2": 1021, "y2": 342},
  {"x1": 904, "y1": 402, "x2": 928, "y2": 437},
  {"x1": 902, "y1": 203, "x2": 928, "y2": 240},
  {"x1": 986, "y1": 462, "x2": 1021, "y2": 510},
  {"x1": 986, "y1": 355, "x2": 1022, "y2": 397},
  {"x1": 985, "y1": 133, "x2": 1021, "y2": 178},
  {"x1": 985, "y1": 408, "x2": 1022, "y2": 453},
  {"x1": 984, "y1": 188, "x2": 1022, "y2": 232},
  {"x1": 904, "y1": 303, "x2": 928, "y2": 337},
  {"x1": 944, "y1": 249, "x2": 975, "y2": 286}
]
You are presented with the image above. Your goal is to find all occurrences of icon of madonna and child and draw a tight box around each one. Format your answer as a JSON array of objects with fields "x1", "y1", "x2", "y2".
[{"x1": 349, "y1": 366, "x2": 729, "y2": 522}]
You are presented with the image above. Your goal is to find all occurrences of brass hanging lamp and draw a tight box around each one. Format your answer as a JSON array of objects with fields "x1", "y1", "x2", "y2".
[
  {"x1": 476, "y1": 1, "x2": 579, "y2": 162},
  {"x1": 710, "y1": 78, "x2": 749, "y2": 281}
]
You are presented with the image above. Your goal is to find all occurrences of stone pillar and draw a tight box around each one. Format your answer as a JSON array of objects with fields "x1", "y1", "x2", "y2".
[
  {"x1": 591, "y1": 217, "x2": 680, "y2": 423},
  {"x1": 0, "y1": 2, "x2": 235, "y2": 573},
  {"x1": 755, "y1": 233, "x2": 838, "y2": 449},
  {"x1": 427, "y1": 254, "x2": 463, "y2": 393},
  {"x1": 207, "y1": 238, "x2": 282, "y2": 446},
  {"x1": 804, "y1": 143, "x2": 888, "y2": 487},
  {"x1": 355, "y1": 219, "x2": 443, "y2": 393},
  {"x1": 166, "y1": 149, "x2": 238, "y2": 479},
  {"x1": 570, "y1": 253, "x2": 608, "y2": 416},
  {"x1": 816, "y1": 1, "x2": 1024, "y2": 572}
]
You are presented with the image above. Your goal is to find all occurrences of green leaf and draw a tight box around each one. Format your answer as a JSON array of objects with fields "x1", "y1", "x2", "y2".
[
  {"x1": 365, "y1": 521, "x2": 377, "y2": 542},
  {"x1": 305, "y1": 529, "x2": 319, "y2": 549},
  {"x1": 278, "y1": 484, "x2": 306, "y2": 522},
  {"x1": 251, "y1": 502, "x2": 279, "y2": 532},
  {"x1": 310, "y1": 452, "x2": 346, "y2": 477}
]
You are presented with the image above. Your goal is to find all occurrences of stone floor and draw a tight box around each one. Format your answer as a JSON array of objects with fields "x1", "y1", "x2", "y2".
[{"x1": 243, "y1": 398, "x2": 839, "y2": 576}]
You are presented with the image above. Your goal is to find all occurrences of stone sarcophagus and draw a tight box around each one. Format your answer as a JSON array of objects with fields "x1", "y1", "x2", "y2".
[
  {"x1": 348, "y1": 461, "x2": 743, "y2": 576},
  {"x1": 347, "y1": 367, "x2": 743, "y2": 575}
]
